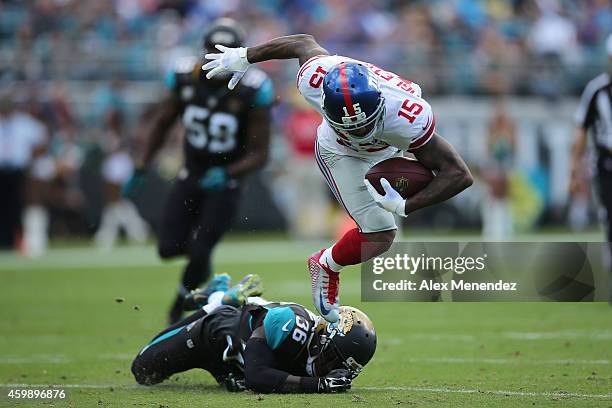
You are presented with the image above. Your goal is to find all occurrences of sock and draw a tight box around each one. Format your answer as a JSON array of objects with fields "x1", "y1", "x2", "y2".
[
  {"x1": 204, "y1": 291, "x2": 224, "y2": 313},
  {"x1": 329, "y1": 228, "x2": 371, "y2": 268},
  {"x1": 320, "y1": 246, "x2": 343, "y2": 272}
]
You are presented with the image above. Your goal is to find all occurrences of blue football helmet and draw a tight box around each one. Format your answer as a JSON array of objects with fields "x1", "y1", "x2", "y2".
[{"x1": 321, "y1": 62, "x2": 385, "y2": 143}]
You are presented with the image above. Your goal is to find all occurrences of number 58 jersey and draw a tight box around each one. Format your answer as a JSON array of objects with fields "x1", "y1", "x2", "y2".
[
  {"x1": 167, "y1": 56, "x2": 274, "y2": 175},
  {"x1": 296, "y1": 55, "x2": 436, "y2": 160}
]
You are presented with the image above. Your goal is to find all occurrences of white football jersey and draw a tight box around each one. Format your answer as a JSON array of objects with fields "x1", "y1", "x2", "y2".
[{"x1": 296, "y1": 55, "x2": 435, "y2": 159}]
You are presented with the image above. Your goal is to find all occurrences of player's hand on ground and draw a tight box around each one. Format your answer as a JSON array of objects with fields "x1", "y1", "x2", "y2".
[
  {"x1": 203, "y1": 45, "x2": 250, "y2": 90},
  {"x1": 364, "y1": 178, "x2": 407, "y2": 217},
  {"x1": 222, "y1": 373, "x2": 246, "y2": 392},
  {"x1": 122, "y1": 167, "x2": 147, "y2": 198},
  {"x1": 199, "y1": 167, "x2": 227, "y2": 191},
  {"x1": 317, "y1": 369, "x2": 352, "y2": 393}
]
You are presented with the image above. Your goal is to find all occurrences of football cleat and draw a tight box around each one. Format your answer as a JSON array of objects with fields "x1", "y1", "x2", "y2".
[
  {"x1": 308, "y1": 250, "x2": 340, "y2": 323},
  {"x1": 183, "y1": 273, "x2": 232, "y2": 311},
  {"x1": 222, "y1": 274, "x2": 263, "y2": 307}
]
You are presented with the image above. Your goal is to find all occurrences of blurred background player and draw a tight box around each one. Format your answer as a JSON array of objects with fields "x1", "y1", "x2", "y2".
[
  {"x1": 570, "y1": 33, "x2": 612, "y2": 300},
  {"x1": 481, "y1": 99, "x2": 516, "y2": 240},
  {"x1": 123, "y1": 18, "x2": 274, "y2": 323},
  {"x1": 94, "y1": 109, "x2": 148, "y2": 250},
  {"x1": 0, "y1": 87, "x2": 48, "y2": 253},
  {"x1": 203, "y1": 34, "x2": 472, "y2": 322},
  {"x1": 132, "y1": 273, "x2": 375, "y2": 394}
]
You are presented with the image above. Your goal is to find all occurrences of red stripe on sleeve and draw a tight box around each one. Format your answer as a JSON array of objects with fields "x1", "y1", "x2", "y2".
[{"x1": 408, "y1": 115, "x2": 436, "y2": 150}]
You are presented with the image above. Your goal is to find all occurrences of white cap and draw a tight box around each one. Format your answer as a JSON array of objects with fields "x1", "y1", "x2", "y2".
[{"x1": 607, "y1": 33, "x2": 612, "y2": 57}]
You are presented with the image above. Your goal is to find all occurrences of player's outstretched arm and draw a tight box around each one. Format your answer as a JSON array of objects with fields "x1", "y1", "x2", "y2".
[
  {"x1": 246, "y1": 34, "x2": 329, "y2": 66},
  {"x1": 406, "y1": 133, "x2": 473, "y2": 214},
  {"x1": 203, "y1": 34, "x2": 329, "y2": 89}
]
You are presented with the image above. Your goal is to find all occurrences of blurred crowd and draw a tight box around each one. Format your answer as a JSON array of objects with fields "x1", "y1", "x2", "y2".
[
  {"x1": 2, "y1": 0, "x2": 611, "y2": 95},
  {"x1": 1, "y1": 0, "x2": 611, "y2": 253}
]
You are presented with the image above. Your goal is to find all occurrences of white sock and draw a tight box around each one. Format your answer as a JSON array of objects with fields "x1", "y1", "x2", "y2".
[
  {"x1": 23, "y1": 205, "x2": 49, "y2": 257},
  {"x1": 203, "y1": 291, "x2": 224, "y2": 314},
  {"x1": 320, "y1": 246, "x2": 343, "y2": 272}
]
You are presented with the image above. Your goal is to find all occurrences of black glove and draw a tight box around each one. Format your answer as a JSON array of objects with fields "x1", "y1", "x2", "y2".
[
  {"x1": 223, "y1": 373, "x2": 246, "y2": 392},
  {"x1": 317, "y1": 369, "x2": 352, "y2": 393}
]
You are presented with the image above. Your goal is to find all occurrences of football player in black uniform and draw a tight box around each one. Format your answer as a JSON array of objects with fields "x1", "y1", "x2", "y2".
[
  {"x1": 131, "y1": 276, "x2": 377, "y2": 393},
  {"x1": 123, "y1": 19, "x2": 274, "y2": 323}
]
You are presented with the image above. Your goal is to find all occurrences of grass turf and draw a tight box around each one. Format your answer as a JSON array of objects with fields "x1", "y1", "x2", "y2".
[{"x1": 0, "y1": 242, "x2": 611, "y2": 407}]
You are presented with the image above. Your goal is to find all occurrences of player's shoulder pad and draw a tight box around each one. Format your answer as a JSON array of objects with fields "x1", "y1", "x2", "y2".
[
  {"x1": 165, "y1": 55, "x2": 199, "y2": 90},
  {"x1": 241, "y1": 67, "x2": 270, "y2": 90},
  {"x1": 241, "y1": 68, "x2": 274, "y2": 107},
  {"x1": 263, "y1": 306, "x2": 296, "y2": 350},
  {"x1": 296, "y1": 54, "x2": 345, "y2": 88}
]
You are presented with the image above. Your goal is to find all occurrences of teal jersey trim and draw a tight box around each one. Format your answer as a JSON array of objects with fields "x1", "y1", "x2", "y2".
[
  {"x1": 252, "y1": 78, "x2": 274, "y2": 108},
  {"x1": 165, "y1": 70, "x2": 177, "y2": 91},
  {"x1": 139, "y1": 326, "x2": 184, "y2": 355},
  {"x1": 263, "y1": 307, "x2": 295, "y2": 350}
]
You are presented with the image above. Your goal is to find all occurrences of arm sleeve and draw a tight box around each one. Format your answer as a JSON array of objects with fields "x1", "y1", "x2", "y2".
[
  {"x1": 244, "y1": 338, "x2": 319, "y2": 393},
  {"x1": 407, "y1": 106, "x2": 436, "y2": 151}
]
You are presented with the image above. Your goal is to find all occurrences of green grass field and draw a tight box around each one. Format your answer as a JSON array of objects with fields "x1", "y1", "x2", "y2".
[{"x1": 1, "y1": 239, "x2": 611, "y2": 407}]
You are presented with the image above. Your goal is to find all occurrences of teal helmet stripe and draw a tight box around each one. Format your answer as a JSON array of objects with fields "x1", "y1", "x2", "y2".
[{"x1": 263, "y1": 307, "x2": 296, "y2": 350}]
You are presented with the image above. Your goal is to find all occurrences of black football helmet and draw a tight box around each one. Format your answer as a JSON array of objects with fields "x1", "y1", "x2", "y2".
[
  {"x1": 202, "y1": 18, "x2": 246, "y2": 53},
  {"x1": 307, "y1": 306, "x2": 377, "y2": 378}
]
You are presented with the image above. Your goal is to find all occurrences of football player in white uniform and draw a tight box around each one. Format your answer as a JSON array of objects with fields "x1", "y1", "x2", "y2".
[{"x1": 203, "y1": 34, "x2": 473, "y2": 322}]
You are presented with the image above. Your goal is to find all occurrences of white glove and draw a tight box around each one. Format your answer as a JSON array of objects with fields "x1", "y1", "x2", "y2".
[
  {"x1": 202, "y1": 44, "x2": 250, "y2": 90},
  {"x1": 364, "y1": 178, "x2": 407, "y2": 217}
]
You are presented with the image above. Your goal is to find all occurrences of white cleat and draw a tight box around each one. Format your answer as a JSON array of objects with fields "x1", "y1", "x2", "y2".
[{"x1": 307, "y1": 249, "x2": 340, "y2": 323}]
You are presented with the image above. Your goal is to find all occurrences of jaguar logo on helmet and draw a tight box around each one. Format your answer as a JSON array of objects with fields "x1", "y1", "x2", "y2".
[{"x1": 336, "y1": 307, "x2": 355, "y2": 335}]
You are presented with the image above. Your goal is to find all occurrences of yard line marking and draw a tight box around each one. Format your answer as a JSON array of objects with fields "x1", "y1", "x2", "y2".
[
  {"x1": 377, "y1": 357, "x2": 610, "y2": 365},
  {"x1": 361, "y1": 386, "x2": 612, "y2": 399},
  {"x1": 1, "y1": 354, "x2": 608, "y2": 366},
  {"x1": 503, "y1": 331, "x2": 612, "y2": 340},
  {"x1": 0, "y1": 384, "x2": 610, "y2": 399}
]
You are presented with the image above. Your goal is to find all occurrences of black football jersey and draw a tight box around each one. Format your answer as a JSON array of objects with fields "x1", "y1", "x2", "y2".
[
  {"x1": 238, "y1": 302, "x2": 319, "y2": 376},
  {"x1": 166, "y1": 56, "x2": 274, "y2": 175}
]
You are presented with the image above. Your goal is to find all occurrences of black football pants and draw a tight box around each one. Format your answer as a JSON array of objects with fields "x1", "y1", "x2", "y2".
[
  {"x1": 157, "y1": 176, "x2": 241, "y2": 291},
  {"x1": 0, "y1": 169, "x2": 24, "y2": 249},
  {"x1": 131, "y1": 306, "x2": 241, "y2": 385}
]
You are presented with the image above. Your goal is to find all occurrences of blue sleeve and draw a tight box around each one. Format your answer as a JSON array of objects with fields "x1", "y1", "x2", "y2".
[
  {"x1": 165, "y1": 70, "x2": 177, "y2": 91},
  {"x1": 263, "y1": 307, "x2": 295, "y2": 350},
  {"x1": 252, "y1": 78, "x2": 274, "y2": 108}
]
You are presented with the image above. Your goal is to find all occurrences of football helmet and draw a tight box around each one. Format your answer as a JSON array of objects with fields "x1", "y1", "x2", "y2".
[
  {"x1": 202, "y1": 18, "x2": 246, "y2": 53},
  {"x1": 306, "y1": 306, "x2": 377, "y2": 378},
  {"x1": 321, "y1": 62, "x2": 385, "y2": 144}
]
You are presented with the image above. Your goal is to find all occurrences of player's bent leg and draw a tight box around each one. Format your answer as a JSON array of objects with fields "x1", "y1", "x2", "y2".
[
  {"x1": 170, "y1": 188, "x2": 241, "y2": 323},
  {"x1": 131, "y1": 317, "x2": 207, "y2": 386},
  {"x1": 182, "y1": 188, "x2": 241, "y2": 289},
  {"x1": 157, "y1": 179, "x2": 198, "y2": 259},
  {"x1": 311, "y1": 143, "x2": 398, "y2": 321}
]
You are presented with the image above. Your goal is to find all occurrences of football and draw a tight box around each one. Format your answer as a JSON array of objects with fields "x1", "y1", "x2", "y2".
[{"x1": 365, "y1": 157, "x2": 434, "y2": 199}]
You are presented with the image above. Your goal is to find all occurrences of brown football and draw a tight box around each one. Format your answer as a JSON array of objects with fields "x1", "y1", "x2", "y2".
[{"x1": 365, "y1": 157, "x2": 434, "y2": 199}]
